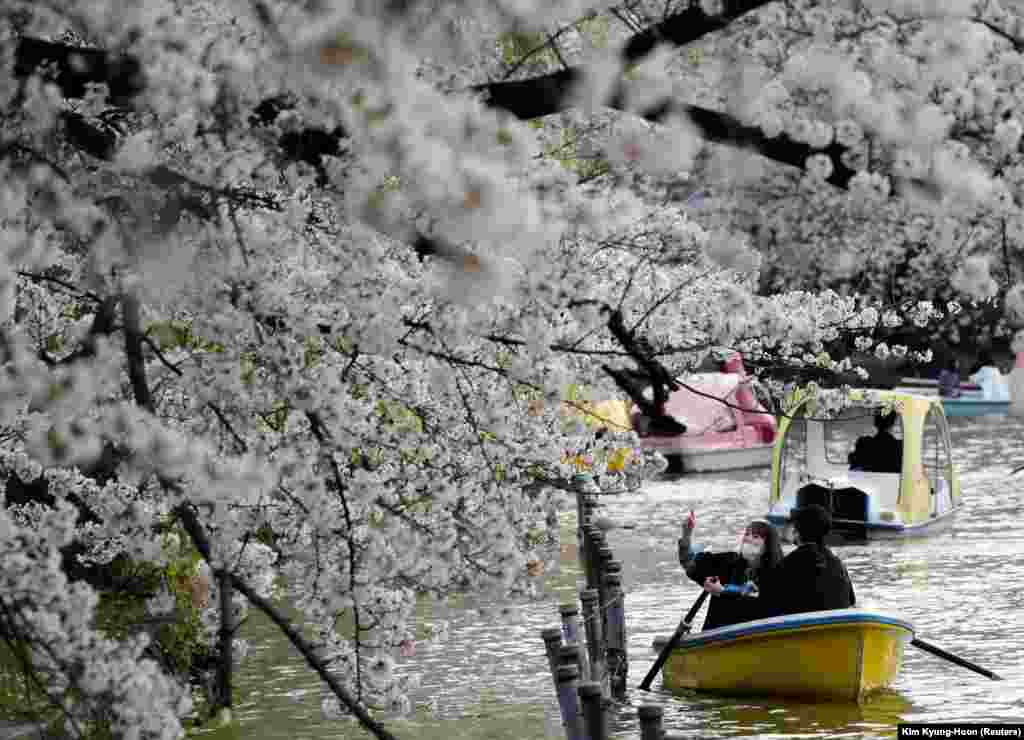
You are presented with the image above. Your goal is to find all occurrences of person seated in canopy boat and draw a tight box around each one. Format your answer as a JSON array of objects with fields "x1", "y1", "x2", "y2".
[
  {"x1": 847, "y1": 410, "x2": 903, "y2": 474},
  {"x1": 969, "y1": 351, "x2": 1010, "y2": 401},
  {"x1": 678, "y1": 512, "x2": 784, "y2": 631},
  {"x1": 938, "y1": 351, "x2": 962, "y2": 399},
  {"x1": 756, "y1": 504, "x2": 856, "y2": 619}
]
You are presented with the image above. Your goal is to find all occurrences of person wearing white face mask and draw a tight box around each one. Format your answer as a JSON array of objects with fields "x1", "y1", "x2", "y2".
[{"x1": 678, "y1": 512, "x2": 784, "y2": 631}]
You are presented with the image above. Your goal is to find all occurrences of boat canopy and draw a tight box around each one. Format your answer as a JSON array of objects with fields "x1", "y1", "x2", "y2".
[
  {"x1": 561, "y1": 398, "x2": 633, "y2": 432},
  {"x1": 770, "y1": 390, "x2": 959, "y2": 529}
]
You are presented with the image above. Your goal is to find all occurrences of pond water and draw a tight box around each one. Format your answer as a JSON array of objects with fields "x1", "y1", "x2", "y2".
[{"x1": 215, "y1": 415, "x2": 1024, "y2": 739}]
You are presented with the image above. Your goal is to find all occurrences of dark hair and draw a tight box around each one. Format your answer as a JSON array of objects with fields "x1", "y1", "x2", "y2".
[
  {"x1": 936, "y1": 343, "x2": 959, "y2": 370},
  {"x1": 972, "y1": 351, "x2": 994, "y2": 374},
  {"x1": 874, "y1": 410, "x2": 897, "y2": 431},
  {"x1": 792, "y1": 504, "x2": 831, "y2": 544},
  {"x1": 747, "y1": 520, "x2": 784, "y2": 573}
]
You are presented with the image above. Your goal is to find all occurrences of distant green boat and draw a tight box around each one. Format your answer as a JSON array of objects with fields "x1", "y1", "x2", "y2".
[
  {"x1": 893, "y1": 378, "x2": 1010, "y2": 418},
  {"x1": 940, "y1": 399, "x2": 1009, "y2": 417}
]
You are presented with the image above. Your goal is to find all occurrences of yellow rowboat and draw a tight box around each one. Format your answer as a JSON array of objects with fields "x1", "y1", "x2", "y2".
[{"x1": 652, "y1": 609, "x2": 913, "y2": 702}]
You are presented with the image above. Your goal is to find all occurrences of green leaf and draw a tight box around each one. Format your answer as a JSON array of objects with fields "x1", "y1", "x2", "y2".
[
  {"x1": 259, "y1": 401, "x2": 290, "y2": 433},
  {"x1": 577, "y1": 15, "x2": 609, "y2": 48},
  {"x1": 499, "y1": 31, "x2": 552, "y2": 66},
  {"x1": 303, "y1": 336, "x2": 323, "y2": 369},
  {"x1": 240, "y1": 352, "x2": 256, "y2": 387},
  {"x1": 45, "y1": 333, "x2": 64, "y2": 353}
]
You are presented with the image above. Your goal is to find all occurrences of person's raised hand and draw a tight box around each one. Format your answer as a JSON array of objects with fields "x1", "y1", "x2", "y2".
[
  {"x1": 684, "y1": 509, "x2": 696, "y2": 532},
  {"x1": 703, "y1": 576, "x2": 723, "y2": 595}
]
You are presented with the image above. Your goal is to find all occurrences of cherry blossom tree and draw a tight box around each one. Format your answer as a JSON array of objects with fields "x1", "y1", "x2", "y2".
[{"x1": 0, "y1": 1, "x2": 1016, "y2": 738}]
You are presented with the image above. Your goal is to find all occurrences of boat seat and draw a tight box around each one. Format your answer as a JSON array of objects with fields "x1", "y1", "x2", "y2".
[
  {"x1": 795, "y1": 484, "x2": 868, "y2": 523},
  {"x1": 832, "y1": 487, "x2": 868, "y2": 522},
  {"x1": 796, "y1": 483, "x2": 831, "y2": 510}
]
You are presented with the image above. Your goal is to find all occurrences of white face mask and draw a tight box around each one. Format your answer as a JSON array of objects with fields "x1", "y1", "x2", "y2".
[{"x1": 740, "y1": 541, "x2": 764, "y2": 562}]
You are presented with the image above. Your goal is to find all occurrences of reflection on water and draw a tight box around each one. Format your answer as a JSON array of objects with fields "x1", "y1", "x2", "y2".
[
  {"x1": 215, "y1": 416, "x2": 1024, "y2": 739},
  {"x1": 623, "y1": 689, "x2": 916, "y2": 739}
]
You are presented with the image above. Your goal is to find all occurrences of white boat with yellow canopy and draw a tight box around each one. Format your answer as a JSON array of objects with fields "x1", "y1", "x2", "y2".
[{"x1": 765, "y1": 390, "x2": 962, "y2": 541}]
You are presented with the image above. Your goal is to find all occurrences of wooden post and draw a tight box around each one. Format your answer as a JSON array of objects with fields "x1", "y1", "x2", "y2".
[
  {"x1": 604, "y1": 570, "x2": 628, "y2": 699},
  {"x1": 555, "y1": 665, "x2": 585, "y2": 740},
  {"x1": 574, "y1": 474, "x2": 597, "y2": 590},
  {"x1": 579, "y1": 588, "x2": 607, "y2": 695},
  {"x1": 215, "y1": 570, "x2": 233, "y2": 715},
  {"x1": 560, "y1": 603, "x2": 589, "y2": 681},
  {"x1": 581, "y1": 525, "x2": 600, "y2": 589},
  {"x1": 578, "y1": 681, "x2": 609, "y2": 740},
  {"x1": 574, "y1": 474, "x2": 595, "y2": 525},
  {"x1": 580, "y1": 499, "x2": 598, "y2": 567},
  {"x1": 579, "y1": 524, "x2": 593, "y2": 588},
  {"x1": 595, "y1": 544, "x2": 612, "y2": 595},
  {"x1": 596, "y1": 545, "x2": 613, "y2": 634},
  {"x1": 541, "y1": 627, "x2": 563, "y2": 689},
  {"x1": 637, "y1": 705, "x2": 664, "y2": 740},
  {"x1": 558, "y1": 644, "x2": 587, "y2": 705},
  {"x1": 604, "y1": 560, "x2": 622, "y2": 584}
]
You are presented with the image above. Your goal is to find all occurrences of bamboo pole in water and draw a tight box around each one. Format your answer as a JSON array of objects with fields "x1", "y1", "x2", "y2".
[
  {"x1": 582, "y1": 525, "x2": 601, "y2": 589},
  {"x1": 595, "y1": 545, "x2": 613, "y2": 627},
  {"x1": 555, "y1": 665, "x2": 585, "y2": 740},
  {"x1": 579, "y1": 588, "x2": 606, "y2": 694},
  {"x1": 541, "y1": 627, "x2": 564, "y2": 690},
  {"x1": 637, "y1": 705, "x2": 664, "y2": 740},
  {"x1": 578, "y1": 681, "x2": 608, "y2": 740},
  {"x1": 559, "y1": 643, "x2": 587, "y2": 720},
  {"x1": 604, "y1": 569, "x2": 628, "y2": 699},
  {"x1": 580, "y1": 524, "x2": 596, "y2": 588},
  {"x1": 558, "y1": 644, "x2": 586, "y2": 707},
  {"x1": 215, "y1": 570, "x2": 234, "y2": 714},
  {"x1": 560, "y1": 603, "x2": 589, "y2": 681}
]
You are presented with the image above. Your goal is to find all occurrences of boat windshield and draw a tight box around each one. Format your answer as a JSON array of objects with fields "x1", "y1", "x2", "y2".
[
  {"x1": 826, "y1": 406, "x2": 903, "y2": 470},
  {"x1": 921, "y1": 405, "x2": 952, "y2": 492}
]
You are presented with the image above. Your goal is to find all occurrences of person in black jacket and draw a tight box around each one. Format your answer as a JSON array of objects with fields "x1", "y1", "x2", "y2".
[
  {"x1": 758, "y1": 503, "x2": 856, "y2": 619},
  {"x1": 678, "y1": 512, "x2": 784, "y2": 631},
  {"x1": 847, "y1": 410, "x2": 902, "y2": 473}
]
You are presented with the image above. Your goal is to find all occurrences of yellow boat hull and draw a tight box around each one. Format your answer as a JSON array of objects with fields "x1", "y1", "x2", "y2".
[{"x1": 661, "y1": 609, "x2": 913, "y2": 702}]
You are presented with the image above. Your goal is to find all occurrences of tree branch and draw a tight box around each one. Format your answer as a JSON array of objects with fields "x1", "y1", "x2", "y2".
[
  {"x1": 477, "y1": 1, "x2": 773, "y2": 118},
  {"x1": 305, "y1": 410, "x2": 367, "y2": 701},
  {"x1": 122, "y1": 293, "x2": 155, "y2": 414},
  {"x1": 598, "y1": 305, "x2": 688, "y2": 434}
]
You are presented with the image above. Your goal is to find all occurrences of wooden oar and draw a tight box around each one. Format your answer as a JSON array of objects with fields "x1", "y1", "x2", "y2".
[
  {"x1": 638, "y1": 590, "x2": 708, "y2": 691},
  {"x1": 911, "y1": 638, "x2": 1002, "y2": 680}
]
